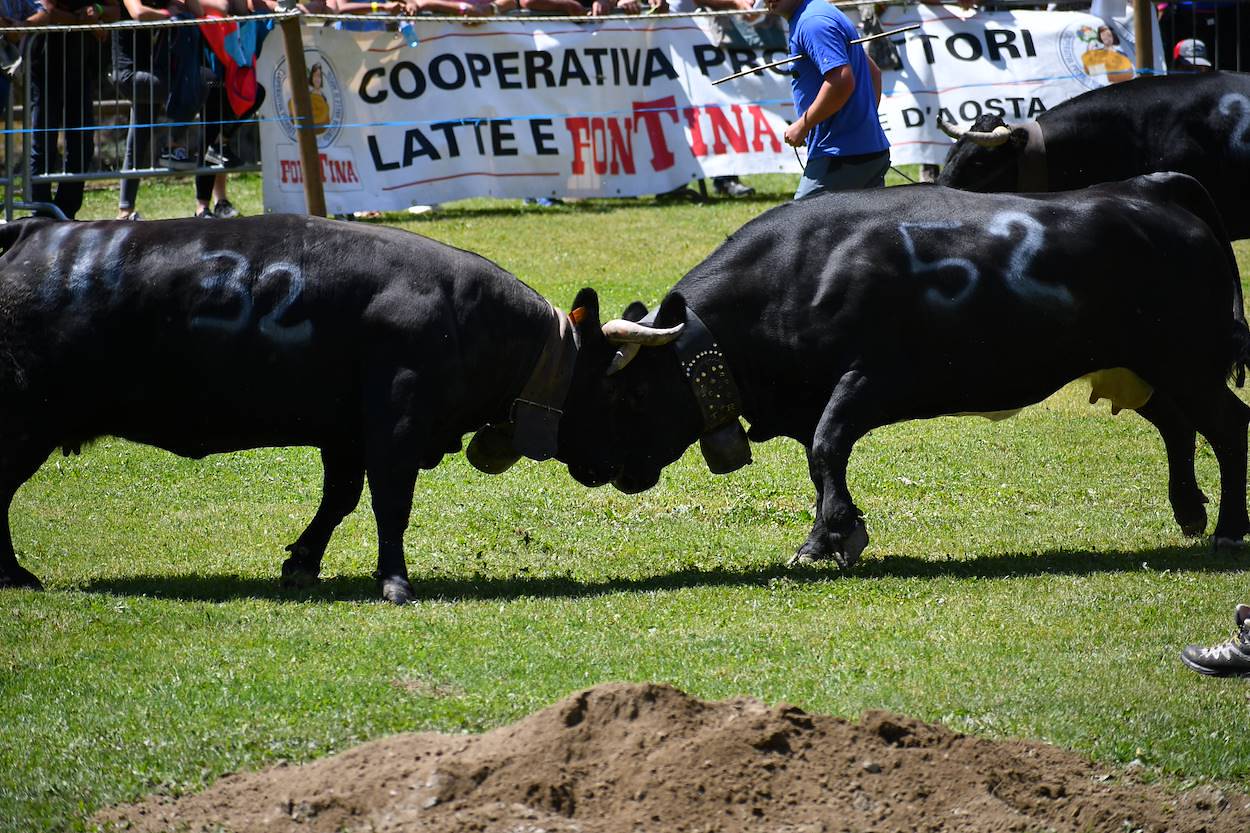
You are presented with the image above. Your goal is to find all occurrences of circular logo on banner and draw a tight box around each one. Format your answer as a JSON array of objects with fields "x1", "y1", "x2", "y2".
[
  {"x1": 273, "y1": 50, "x2": 345, "y2": 148},
  {"x1": 1059, "y1": 22, "x2": 1135, "y2": 91}
]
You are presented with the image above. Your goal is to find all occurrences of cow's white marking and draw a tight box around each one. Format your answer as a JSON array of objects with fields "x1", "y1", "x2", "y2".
[
  {"x1": 191, "y1": 250, "x2": 312, "y2": 344},
  {"x1": 192, "y1": 250, "x2": 253, "y2": 334},
  {"x1": 987, "y1": 212, "x2": 1070, "y2": 304},
  {"x1": 1220, "y1": 92, "x2": 1250, "y2": 155},
  {"x1": 898, "y1": 221, "x2": 981, "y2": 305},
  {"x1": 898, "y1": 212, "x2": 1069, "y2": 305},
  {"x1": 256, "y1": 262, "x2": 312, "y2": 345}
]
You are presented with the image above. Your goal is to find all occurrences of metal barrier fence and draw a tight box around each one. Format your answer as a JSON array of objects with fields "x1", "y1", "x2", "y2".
[{"x1": 2, "y1": 0, "x2": 1248, "y2": 221}]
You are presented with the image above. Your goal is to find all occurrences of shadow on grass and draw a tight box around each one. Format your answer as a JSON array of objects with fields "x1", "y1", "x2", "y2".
[{"x1": 76, "y1": 543, "x2": 1249, "y2": 604}]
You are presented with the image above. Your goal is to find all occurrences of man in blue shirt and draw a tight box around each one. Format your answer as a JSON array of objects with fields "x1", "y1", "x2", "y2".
[{"x1": 768, "y1": 0, "x2": 889, "y2": 199}]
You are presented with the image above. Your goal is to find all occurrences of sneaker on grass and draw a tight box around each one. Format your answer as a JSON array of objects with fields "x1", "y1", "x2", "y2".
[
  {"x1": 212, "y1": 199, "x2": 240, "y2": 219},
  {"x1": 159, "y1": 146, "x2": 197, "y2": 171},
  {"x1": 1180, "y1": 604, "x2": 1250, "y2": 678}
]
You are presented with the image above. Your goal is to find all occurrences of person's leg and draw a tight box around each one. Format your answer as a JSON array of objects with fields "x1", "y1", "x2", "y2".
[
  {"x1": 794, "y1": 152, "x2": 890, "y2": 199},
  {"x1": 194, "y1": 71, "x2": 225, "y2": 217},
  {"x1": 26, "y1": 37, "x2": 57, "y2": 210},
  {"x1": 793, "y1": 156, "x2": 830, "y2": 200},
  {"x1": 54, "y1": 35, "x2": 94, "y2": 220},
  {"x1": 118, "y1": 70, "x2": 164, "y2": 218}
]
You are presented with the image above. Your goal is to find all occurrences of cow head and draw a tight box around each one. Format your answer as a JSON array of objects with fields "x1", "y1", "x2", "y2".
[
  {"x1": 935, "y1": 114, "x2": 1030, "y2": 192},
  {"x1": 558, "y1": 289, "x2": 705, "y2": 494}
]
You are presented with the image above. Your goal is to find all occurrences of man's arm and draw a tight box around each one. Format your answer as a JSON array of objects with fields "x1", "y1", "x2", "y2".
[{"x1": 783, "y1": 63, "x2": 854, "y2": 147}]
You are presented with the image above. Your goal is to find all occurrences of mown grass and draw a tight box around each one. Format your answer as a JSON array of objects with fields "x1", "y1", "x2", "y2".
[{"x1": 2, "y1": 172, "x2": 1249, "y2": 830}]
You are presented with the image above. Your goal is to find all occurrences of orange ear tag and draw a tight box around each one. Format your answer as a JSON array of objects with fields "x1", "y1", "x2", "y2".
[{"x1": 569, "y1": 307, "x2": 587, "y2": 326}]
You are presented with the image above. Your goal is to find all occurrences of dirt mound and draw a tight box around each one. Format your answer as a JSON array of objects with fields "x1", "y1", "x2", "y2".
[{"x1": 95, "y1": 682, "x2": 1249, "y2": 833}]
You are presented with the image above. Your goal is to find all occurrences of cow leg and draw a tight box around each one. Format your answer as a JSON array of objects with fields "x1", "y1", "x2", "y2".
[
  {"x1": 1135, "y1": 396, "x2": 1208, "y2": 537},
  {"x1": 280, "y1": 445, "x2": 366, "y2": 588},
  {"x1": 363, "y1": 366, "x2": 424, "y2": 605},
  {"x1": 1189, "y1": 386, "x2": 1250, "y2": 545},
  {"x1": 0, "y1": 441, "x2": 55, "y2": 590},
  {"x1": 789, "y1": 371, "x2": 876, "y2": 570},
  {"x1": 365, "y1": 457, "x2": 418, "y2": 605}
]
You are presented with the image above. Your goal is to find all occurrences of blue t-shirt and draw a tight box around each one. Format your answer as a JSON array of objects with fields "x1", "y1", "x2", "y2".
[{"x1": 788, "y1": 0, "x2": 888, "y2": 159}]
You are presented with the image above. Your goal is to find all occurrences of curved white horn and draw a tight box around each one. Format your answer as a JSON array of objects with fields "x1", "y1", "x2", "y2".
[
  {"x1": 937, "y1": 119, "x2": 1012, "y2": 148},
  {"x1": 601, "y1": 319, "x2": 684, "y2": 346},
  {"x1": 606, "y1": 344, "x2": 642, "y2": 375},
  {"x1": 936, "y1": 118, "x2": 965, "y2": 141}
]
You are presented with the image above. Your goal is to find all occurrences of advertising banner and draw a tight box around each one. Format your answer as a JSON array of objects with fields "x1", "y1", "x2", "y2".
[{"x1": 257, "y1": 5, "x2": 1164, "y2": 212}]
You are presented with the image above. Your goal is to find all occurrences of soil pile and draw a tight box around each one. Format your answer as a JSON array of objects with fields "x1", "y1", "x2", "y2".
[{"x1": 95, "y1": 682, "x2": 1249, "y2": 833}]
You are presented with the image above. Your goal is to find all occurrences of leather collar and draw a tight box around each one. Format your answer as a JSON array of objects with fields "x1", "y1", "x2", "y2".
[
  {"x1": 510, "y1": 303, "x2": 581, "y2": 461},
  {"x1": 643, "y1": 304, "x2": 751, "y2": 473}
]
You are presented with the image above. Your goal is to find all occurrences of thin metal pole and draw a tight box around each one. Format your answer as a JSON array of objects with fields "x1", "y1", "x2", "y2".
[
  {"x1": 711, "y1": 24, "x2": 920, "y2": 86},
  {"x1": 279, "y1": 14, "x2": 326, "y2": 218},
  {"x1": 1133, "y1": 0, "x2": 1154, "y2": 72}
]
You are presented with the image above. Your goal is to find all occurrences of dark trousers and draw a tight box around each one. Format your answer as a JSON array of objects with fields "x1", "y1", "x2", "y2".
[
  {"x1": 115, "y1": 67, "x2": 173, "y2": 211},
  {"x1": 27, "y1": 33, "x2": 96, "y2": 220}
]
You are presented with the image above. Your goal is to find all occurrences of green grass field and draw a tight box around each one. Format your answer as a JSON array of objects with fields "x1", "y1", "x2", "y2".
[{"x1": 3, "y1": 172, "x2": 1250, "y2": 831}]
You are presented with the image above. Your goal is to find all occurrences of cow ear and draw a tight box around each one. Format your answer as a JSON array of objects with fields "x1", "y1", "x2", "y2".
[
  {"x1": 653, "y1": 292, "x2": 687, "y2": 329},
  {"x1": 571, "y1": 287, "x2": 600, "y2": 321},
  {"x1": 570, "y1": 287, "x2": 605, "y2": 345},
  {"x1": 622, "y1": 301, "x2": 649, "y2": 322}
]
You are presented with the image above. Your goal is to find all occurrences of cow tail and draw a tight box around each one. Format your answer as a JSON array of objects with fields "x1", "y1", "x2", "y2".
[
  {"x1": 1221, "y1": 232, "x2": 1249, "y2": 388},
  {"x1": 1234, "y1": 277, "x2": 1250, "y2": 388}
]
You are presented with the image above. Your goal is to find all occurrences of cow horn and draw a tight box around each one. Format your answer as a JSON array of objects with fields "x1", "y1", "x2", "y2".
[
  {"x1": 936, "y1": 118, "x2": 965, "y2": 141},
  {"x1": 601, "y1": 319, "x2": 684, "y2": 345},
  {"x1": 607, "y1": 344, "x2": 642, "y2": 375},
  {"x1": 937, "y1": 118, "x2": 1012, "y2": 147}
]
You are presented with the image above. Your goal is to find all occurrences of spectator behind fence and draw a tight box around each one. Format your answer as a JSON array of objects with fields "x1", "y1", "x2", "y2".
[
  {"x1": 406, "y1": 0, "x2": 513, "y2": 14},
  {"x1": 193, "y1": 0, "x2": 266, "y2": 217},
  {"x1": 1173, "y1": 37, "x2": 1212, "y2": 72},
  {"x1": 657, "y1": 0, "x2": 756, "y2": 198},
  {"x1": 24, "y1": 0, "x2": 119, "y2": 218},
  {"x1": 0, "y1": 0, "x2": 43, "y2": 188},
  {"x1": 113, "y1": 0, "x2": 209, "y2": 220}
]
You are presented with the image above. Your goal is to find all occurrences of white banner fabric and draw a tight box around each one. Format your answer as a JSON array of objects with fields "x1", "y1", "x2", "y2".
[
  {"x1": 876, "y1": 3, "x2": 1164, "y2": 165},
  {"x1": 257, "y1": 6, "x2": 1165, "y2": 213}
]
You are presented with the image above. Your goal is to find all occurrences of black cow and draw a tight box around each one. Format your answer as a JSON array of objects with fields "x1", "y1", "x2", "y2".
[
  {"x1": 552, "y1": 174, "x2": 1250, "y2": 569},
  {"x1": 937, "y1": 72, "x2": 1250, "y2": 239},
  {"x1": 0, "y1": 215, "x2": 583, "y2": 603}
]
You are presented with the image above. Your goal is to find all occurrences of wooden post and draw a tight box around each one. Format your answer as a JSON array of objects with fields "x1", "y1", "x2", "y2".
[
  {"x1": 1133, "y1": 0, "x2": 1155, "y2": 73},
  {"x1": 279, "y1": 14, "x2": 328, "y2": 217}
]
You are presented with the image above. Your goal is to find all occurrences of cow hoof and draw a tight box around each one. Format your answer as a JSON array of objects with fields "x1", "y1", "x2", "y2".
[
  {"x1": 379, "y1": 575, "x2": 415, "y2": 605},
  {"x1": 279, "y1": 567, "x2": 320, "y2": 589},
  {"x1": 1212, "y1": 536, "x2": 1248, "y2": 551},
  {"x1": 1175, "y1": 506, "x2": 1208, "y2": 538},
  {"x1": 279, "y1": 553, "x2": 322, "y2": 589},
  {"x1": 0, "y1": 567, "x2": 44, "y2": 591},
  {"x1": 830, "y1": 522, "x2": 869, "y2": 570},
  {"x1": 787, "y1": 522, "x2": 870, "y2": 570}
]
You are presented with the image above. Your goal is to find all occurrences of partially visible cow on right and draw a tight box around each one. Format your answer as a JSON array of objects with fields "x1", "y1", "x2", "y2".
[
  {"x1": 937, "y1": 72, "x2": 1250, "y2": 239},
  {"x1": 549, "y1": 173, "x2": 1250, "y2": 572}
]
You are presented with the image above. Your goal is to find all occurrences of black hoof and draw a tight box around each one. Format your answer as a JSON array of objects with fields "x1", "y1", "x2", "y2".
[
  {"x1": 1212, "y1": 535, "x2": 1248, "y2": 551},
  {"x1": 1175, "y1": 505, "x2": 1208, "y2": 538},
  {"x1": 280, "y1": 545, "x2": 323, "y2": 588},
  {"x1": 787, "y1": 522, "x2": 870, "y2": 570},
  {"x1": 378, "y1": 574, "x2": 415, "y2": 605},
  {"x1": 0, "y1": 567, "x2": 44, "y2": 591}
]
